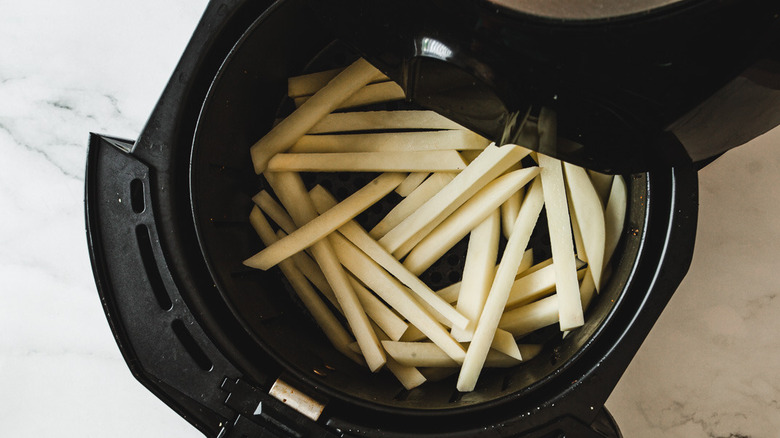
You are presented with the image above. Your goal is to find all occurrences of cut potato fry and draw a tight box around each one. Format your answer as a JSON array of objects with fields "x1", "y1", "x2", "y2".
[
  {"x1": 537, "y1": 109, "x2": 584, "y2": 331},
  {"x1": 383, "y1": 341, "x2": 524, "y2": 368},
  {"x1": 380, "y1": 144, "x2": 531, "y2": 257},
  {"x1": 395, "y1": 173, "x2": 429, "y2": 197},
  {"x1": 501, "y1": 189, "x2": 524, "y2": 240},
  {"x1": 264, "y1": 172, "x2": 386, "y2": 371},
  {"x1": 506, "y1": 261, "x2": 587, "y2": 309},
  {"x1": 253, "y1": 190, "x2": 297, "y2": 234},
  {"x1": 456, "y1": 177, "x2": 545, "y2": 392},
  {"x1": 402, "y1": 167, "x2": 540, "y2": 275},
  {"x1": 294, "y1": 81, "x2": 405, "y2": 109},
  {"x1": 289, "y1": 130, "x2": 490, "y2": 153},
  {"x1": 327, "y1": 232, "x2": 467, "y2": 362},
  {"x1": 587, "y1": 169, "x2": 614, "y2": 206},
  {"x1": 347, "y1": 276, "x2": 409, "y2": 342},
  {"x1": 563, "y1": 162, "x2": 606, "y2": 291},
  {"x1": 604, "y1": 175, "x2": 627, "y2": 266},
  {"x1": 266, "y1": 151, "x2": 468, "y2": 173},
  {"x1": 251, "y1": 58, "x2": 382, "y2": 173},
  {"x1": 436, "y1": 249, "x2": 534, "y2": 304},
  {"x1": 499, "y1": 294, "x2": 560, "y2": 337},
  {"x1": 370, "y1": 173, "x2": 455, "y2": 239},
  {"x1": 248, "y1": 207, "x2": 361, "y2": 364},
  {"x1": 309, "y1": 186, "x2": 469, "y2": 331},
  {"x1": 452, "y1": 210, "x2": 500, "y2": 342},
  {"x1": 308, "y1": 110, "x2": 464, "y2": 134},
  {"x1": 288, "y1": 67, "x2": 388, "y2": 98},
  {"x1": 244, "y1": 173, "x2": 405, "y2": 270}
]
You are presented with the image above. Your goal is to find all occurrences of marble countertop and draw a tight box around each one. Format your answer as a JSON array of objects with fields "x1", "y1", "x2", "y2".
[{"x1": 1, "y1": 1, "x2": 778, "y2": 437}]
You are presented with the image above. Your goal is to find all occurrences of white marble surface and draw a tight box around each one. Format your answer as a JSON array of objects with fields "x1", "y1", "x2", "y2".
[{"x1": 1, "y1": 1, "x2": 778, "y2": 437}]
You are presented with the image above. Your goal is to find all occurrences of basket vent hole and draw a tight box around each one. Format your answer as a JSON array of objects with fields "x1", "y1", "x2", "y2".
[
  {"x1": 135, "y1": 225, "x2": 173, "y2": 311},
  {"x1": 130, "y1": 178, "x2": 145, "y2": 213},
  {"x1": 171, "y1": 319, "x2": 213, "y2": 372}
]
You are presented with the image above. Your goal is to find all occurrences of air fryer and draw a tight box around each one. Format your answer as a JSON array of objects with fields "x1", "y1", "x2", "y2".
[{"x1": 84, "y1": 0, "x2": 780, "y2": 437}]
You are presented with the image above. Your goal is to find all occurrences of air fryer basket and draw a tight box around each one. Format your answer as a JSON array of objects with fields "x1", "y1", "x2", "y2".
[{"x1": 86, "y1": 0, "x2": 699, "y2": 436}]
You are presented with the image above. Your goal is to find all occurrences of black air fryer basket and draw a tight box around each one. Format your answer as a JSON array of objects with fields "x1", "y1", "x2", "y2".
[{"x1": 85, "y1": 1, "x2": 780, "y2": 436}]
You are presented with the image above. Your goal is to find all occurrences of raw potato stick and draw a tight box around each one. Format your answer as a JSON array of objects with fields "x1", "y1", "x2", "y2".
[
  {"x1": 382, "y1": 341, "x2": 523, "y2": 368},
  {"x1": 289, "y1": 130, "x2": 490, "y2": 153},
  {"x1": 604, "y1": 176, "x2": 627, "y2": 265},
  {"x1": 288, "y1": 67, "x2": 388, "y2": 98},
  {"x1": 244, "y1": 173, "x2": 405, "y2": 270},
  {"x1": 253, "y1": 190, "x2": 297, "y2": 234},
  {"x1": 506, "y1": 261, "x2": 587, "y2": 309},
  {"x1": 501, "y1": 189, "x2": 524, "y2": 239},
  {"x1": 436, "y1": 249, "x2": 534, "y2": 304},
  {"x1": 264, "y1": 172, "x2": 386, "y2": 371},
  {"x1": 537, "y1": 109, "x2": 584, "y2": 331},
  {"x1": 251, "y1": 58, "x2": 381, "y2": 173},
  {"x1": 370, "y1": 173, "x2": 455, "y2": 239},
  {"x1": 371, "y1": 323, "x2": 427, "y2": 390},
  {"x1": 563, "y1": 162, "x2": 606, "y2": 291},
  {"x1": 248, "y1": 207, "x2": 361, "y2": 364},
  {"x1": 380, "y1": 144, "x2": 531, "y2": 257},
  {"x1": 309, "y1": 186, "x2": 470, "y2": 330},
  {"x1": 457, "y1": 177, "x2": 544, "y2": 392},
  {"x1": 294, "y1": 81, "x2": 405, "y2": 109},
  {"x1": 395, "y1": 173, "x2": 429, "y2": 197},
  {"x1": 308, "y1": 110, "x2": 465, "y2": 134},
  {"x1": 587, "y1": 169, "x2": 614, "y2": 206},
  {"x1": 499, "y1": 294, "x2": 560, "y2": 337},
  {"x1": 347, "y1": 276, "x2": 409, "y2": 342},
  {"x1": 452, "y1": 210, "x2": 501, "y2": 342},
  {"x1": 267, "y1": 151, "x2": 468, "y2": 173},
  {"x1": 327, "y1": 232, "x2": 467, "y2": 362},
  {"x1": 402, "y1": 167, "x2": 540, "y2": 275}
]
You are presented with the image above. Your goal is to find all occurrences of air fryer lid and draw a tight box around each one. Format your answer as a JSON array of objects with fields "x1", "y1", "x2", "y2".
[{"x1": 310, "y1": 0, "x2": 780, "y2": 174}]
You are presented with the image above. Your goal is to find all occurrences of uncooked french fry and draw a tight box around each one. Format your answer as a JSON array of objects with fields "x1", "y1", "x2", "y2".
[
  {"x1": 379, "y1": 144, "x2": 531, "y2": 257},
  {"x1": 370, "y1": 173, "x2": 455, "y2": 239},
  {"x1": 326, "y1": 232, "x2": 467, "y2": 362},
  {"x1": 506, "y1": 261, "x2": 587, "y2": 309},
  {"x1": 436, "y1": 250, "x2": 534, "y2": 304},
  {"x1": 248, "y1": 207, "x2": 361, "y2": 364},
  {"x1": 294, "y1": 81, "x2": 405, "y2": 109},
  {"x1": 266, "y1": 151, "x2": 468, "y2": 173},
  {"x1": 289, "y1": 130, "x2": 490, "y2": 153},
  {"x1": 309, "y1": 186, "x2": 469, "y2": 331},
  {"x1": 402, "y1": 167, "x2": 540, "y2": 275},
  {"x1": 264, "y1": 172, "x2": 386, "y2": 371},
  {"x1": 244, "y1": 173, "x2": 405, "y2": 270},
  {"x1": 251, "y1": 58, "x2": 382, "y2": 173},
  {"x1": 537, "y1": 108, "x2": 584, "y2": 331},
  {"x1": 456, "y1": 177, "x2": 544, "y2": 392},
  {"x1": 382, "y1": 341, "x2": 523, "y2": 368},
  {"x1": 452, "y1": 210, "x2": 500, "y2": 342},
  {"x1": 395, "y1": 173, "x2": 429, "y2": 197},
  {"x1": 604, "y1": 175, "x2": 627, "y2": 265},
  {"x1": 587, "y1": 169, "x2": 614, "y2": 206},
  {"x1": 288, "y1": 67, "x2": 388, "y2": 98},
  {"x1": 501, "y1": 189, "x2": 524, "y2": 239},
  {"x1": 499, "y1": 294, "x2": 560, "y2": 337},
  {"x1": 308, "y1": 110, "x2": 464, "y2": 134},
  {"x1": 253, "y1": 190, "x2": 298, "y2": 234},
  {"x1": 563, "y1": 162, "x2": 605, "y2": 291}
]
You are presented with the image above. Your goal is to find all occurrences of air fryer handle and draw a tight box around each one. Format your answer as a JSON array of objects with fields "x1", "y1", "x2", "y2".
[{"x1": 85, "y1": 134, "x2": 241, "y2": 437}]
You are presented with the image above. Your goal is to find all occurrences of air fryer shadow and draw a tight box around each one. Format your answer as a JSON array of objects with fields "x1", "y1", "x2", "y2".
[{"x1": 189, "y1": 5, "x2": 646, "y2": 411}]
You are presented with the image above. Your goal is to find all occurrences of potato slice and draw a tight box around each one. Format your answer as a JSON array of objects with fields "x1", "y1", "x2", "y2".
[
  {"x1": 287, "y1": 67, "x2": 388, "y2": 98},
  {"x1": 451, "y1": 210, "x2": 500, "y2": 342},
  {"x1": 327, "y1": 232, "x2": 467, "y2": 362},
  {"x1": 378, "y1": 144, "x2": 530, "y2": 257},
  {"x1": 382, "y1": 341, "x2": 523, "y2": 368},
  {"x1": 309, "y1": 186, "x2": 469, "y2": 330},
  {"x1": 294, "y1": 81, "x2": 405, "y2": 109},
  {"x1": 248, "y1": 207, "x2": 361, "y2": 364},
  {"x1": 251, "y1": 58, "x2": 381, "y2": 173},
  {"x1": 537, "y1": 109, "x2": 584, "y2": 331},
  {"x1": 499, "y1": 294, "x2": 560, "y2": 337},
  {"x1": 266, "y1": 151, "x2": 468, "y2": 173},
  {"x1": 308, "y1": 110, "x2": 464, "y2": 134},
  {"x1": 402, "y1": 167, "x2": 540, "y2": 275},
  {"x1": 370, "y1": 173, "x2": 455, "y2": 239},
  {"x1": 563, "y1": 162, "x2": 606, "y2": 291},
  {"x1": 289, "y1": 130, "x2": 490, "y2": 153},
  {"x1": 264, "y1": 172, "x2": 386, "y2": 371},
  {"x1": 395, "y1": 173, "x2": 429, "y2": 197},
  {"x1": 506, "y1": 261, "x2": 587, "y2": 309},
  {"x1": 456, "y1": 177, "x2": 545, "y2": 392},
  {"x1": 244, "y1": 173, "x2": 405, "y2": 270},
  {"x1": 604, "y1": 175, "x2": 627, "y2": 265}
]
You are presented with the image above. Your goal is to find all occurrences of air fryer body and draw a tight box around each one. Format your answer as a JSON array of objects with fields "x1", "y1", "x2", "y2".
[{"x1": 82, "y1": 0, "x2": 777, "y2": 436}]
